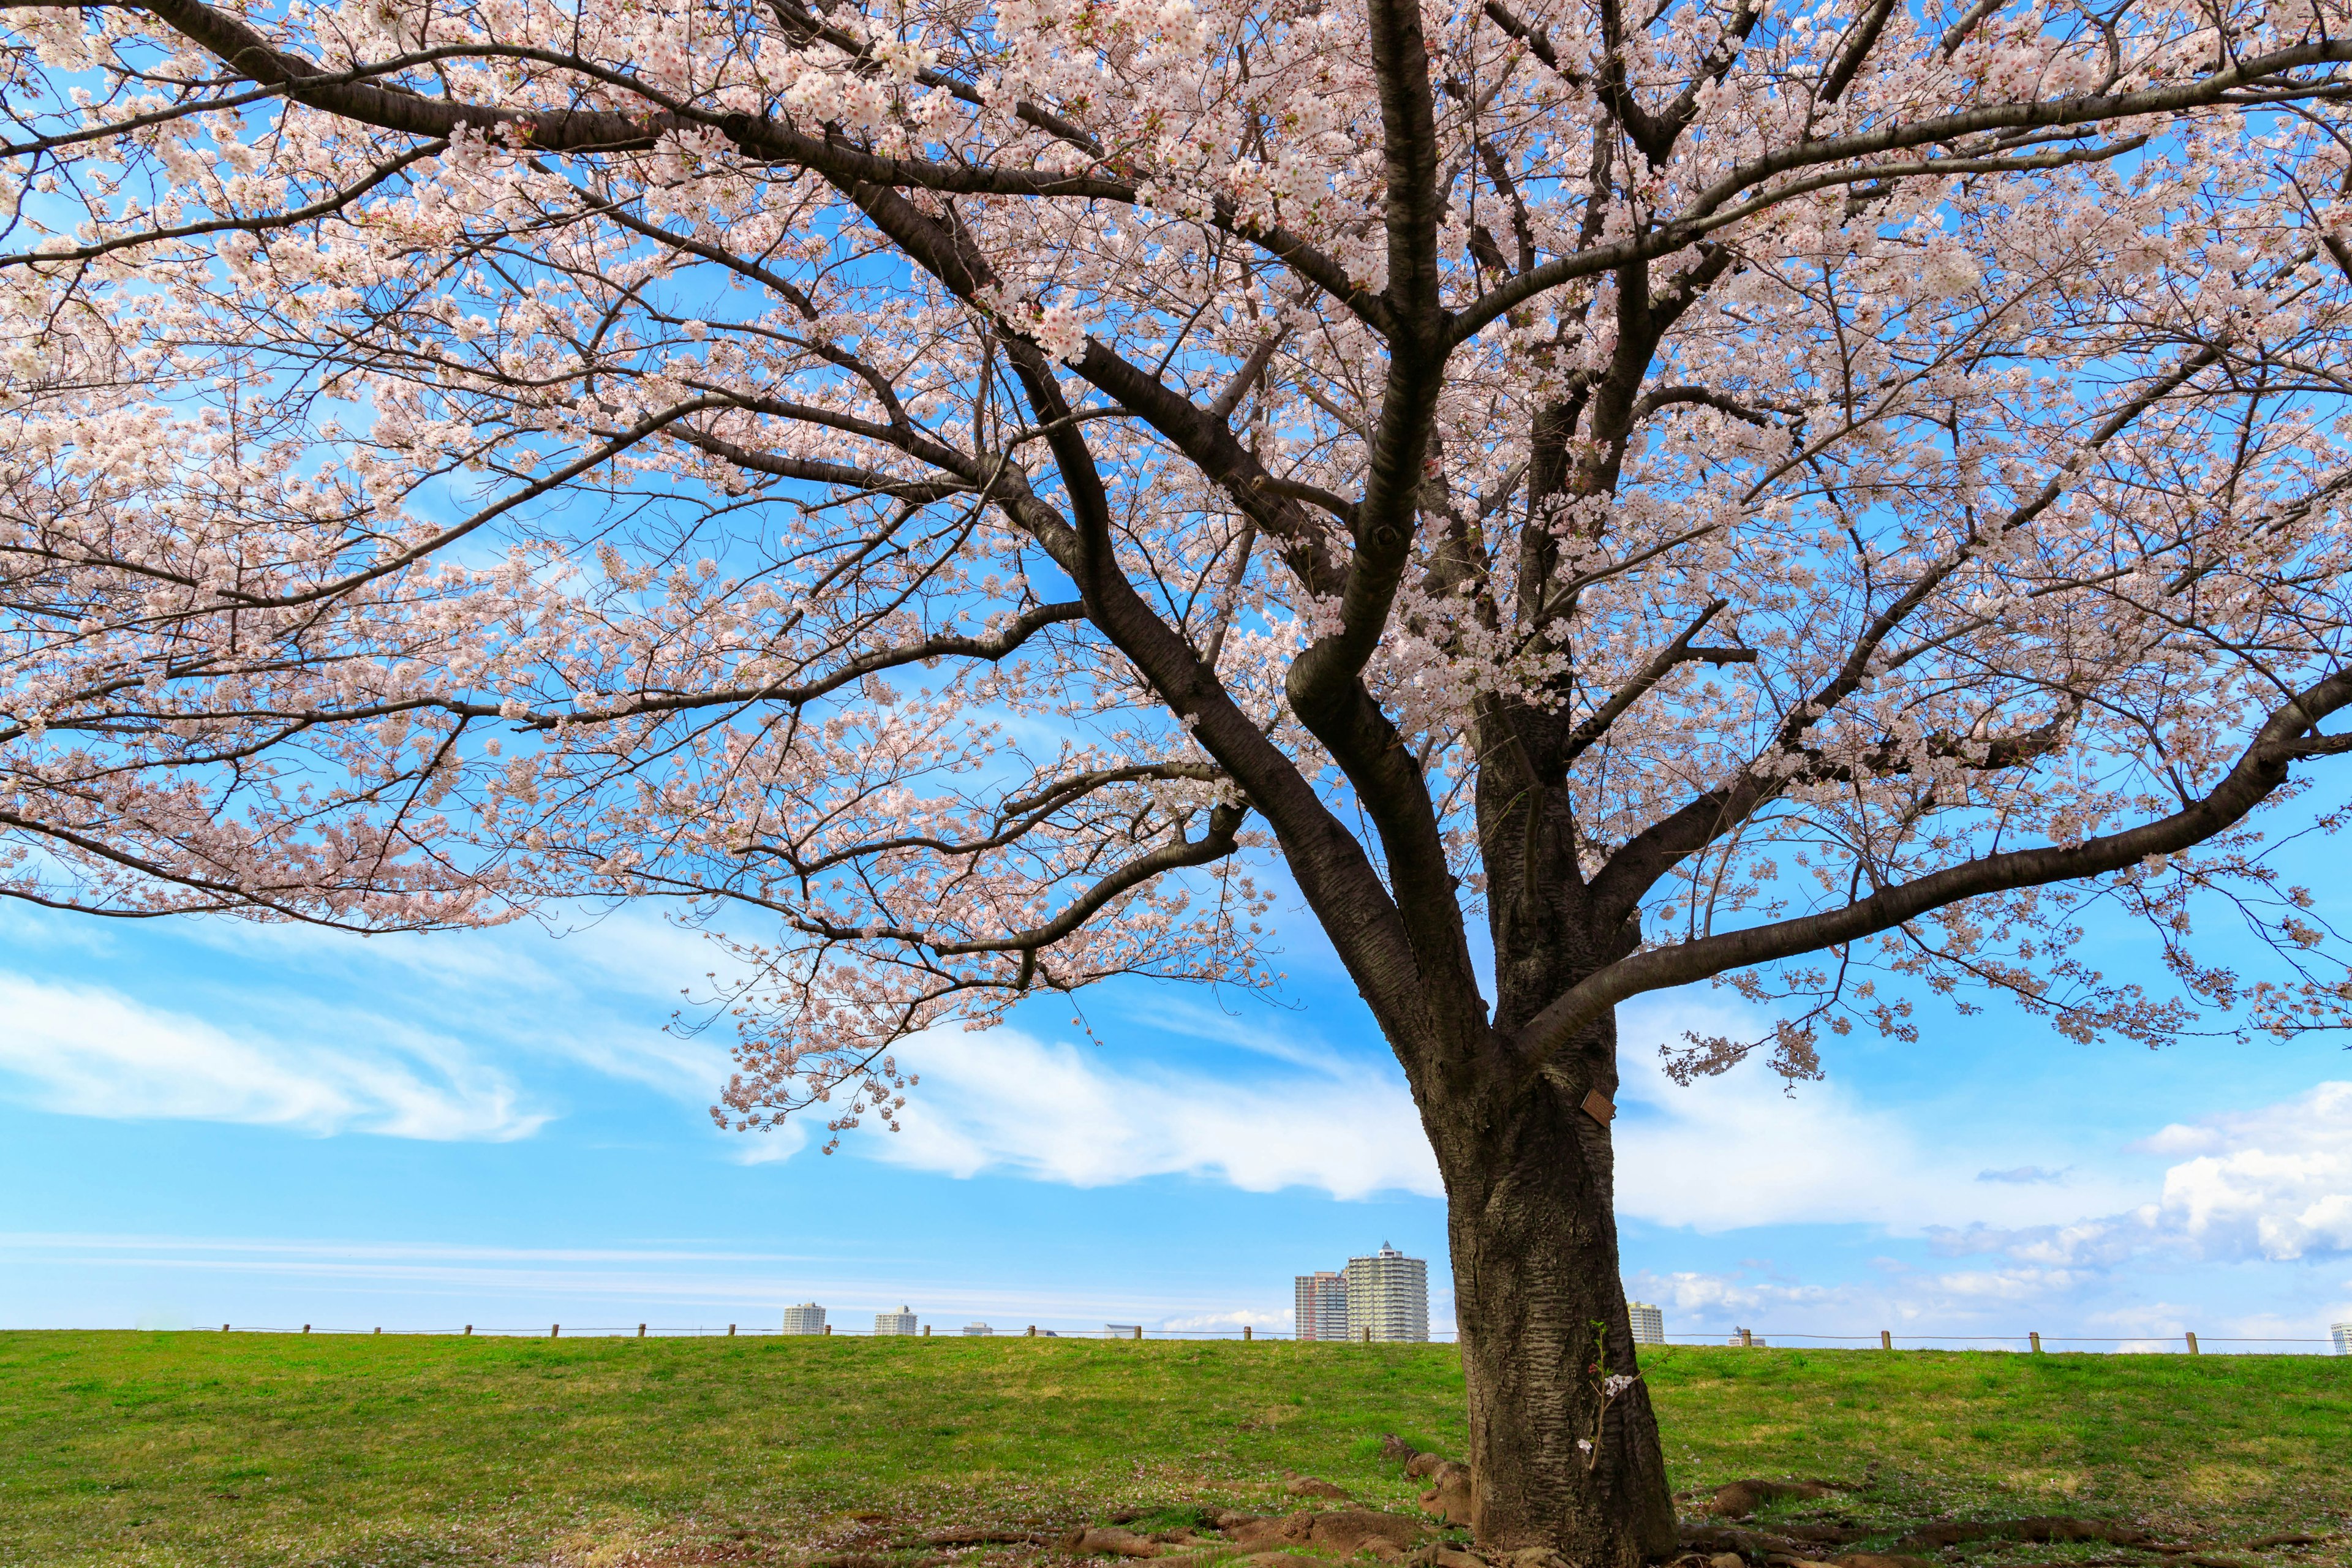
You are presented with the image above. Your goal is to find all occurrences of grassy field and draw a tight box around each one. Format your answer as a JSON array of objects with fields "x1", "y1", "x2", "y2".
[{"x1": 0, "y1": 1332, "x2": 2345, "y2": 1568}]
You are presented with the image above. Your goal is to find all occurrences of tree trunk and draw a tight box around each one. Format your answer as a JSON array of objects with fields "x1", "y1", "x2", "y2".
[{"x1": 1430, "y1": 1004, "x2": 1678, "y2": 1565}]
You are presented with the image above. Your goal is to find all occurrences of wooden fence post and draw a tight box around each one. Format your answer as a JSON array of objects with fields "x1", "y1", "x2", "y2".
[
  {"x1": 2185, "y1": 1332, "x2": 2199, "y2": 1355},
  {"x1": 638, "y1": 1324, "x2": 646, "y2": 1338},
  {"x1": 1879, "y1": 1330, "x2": 1892, "y2": 1350},
  {"x1": 823, "y1": 1323, "x2": 833, "y2": 1336},
  {"x1": 2029, "y1": 1332, "x2": 2041, "y2": 1352},
  {"x1": 1243, "y1": 1325, "x2": 1253, "y2": 1341},
  {"x1": 222, "y1": 1324, "x2": 230, "y2": 1333},
  {"x1": 1027, "y1": 1325, "x2": 1037, "y2": 1336},
  {"x1": 923, "y1": 1324, "x2": 932, "y2": 1336},
  {"x1": 374, "y1": 1327, "x2": 382, "y2": 1335},
  {"x1": 1134, "y1": 1325, "x2": 1144, "y2": 1341},
  {"x1": 727, "y1": 1324, "x2": 736, "y2": 1335},
  {"x1": 1739, "y1": 1328, "x2": 1752, "y2": 1348},
  {"x1": 551, "y1": 1324, "x2": 560, "y2": 1339},
  {"x1": 464, "y1": 1325, "x2": 473, "y2": 1336},
  {"x1": 303, "y1": 1324, "x2": 311, "y2": 1334}
]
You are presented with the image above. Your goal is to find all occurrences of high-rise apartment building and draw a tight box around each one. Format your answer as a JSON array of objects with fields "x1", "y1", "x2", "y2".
[
  {"x1": 1628, "y1": 1302, "x2": 1665, "y2": 1345},
  {"x1": 873, "y1": 1306, "x2": 919, "y2": 1335},
  {"x1": 962, "y1": 1322, "x2": 993, "y2": 1336},
  {"x1": 1343, "y1": 1243, "x2": 1429, "y2": 1343},
  {"x1": 781, "y1": 1303, "x2": 826, "y2": 1334},
  {"x1": 2334, "y1": 1321, "x2": 2352, "y2": 1355},
  {"x1": 1294, "y1": 1271, "x2": 1349, "y2": 1341}
]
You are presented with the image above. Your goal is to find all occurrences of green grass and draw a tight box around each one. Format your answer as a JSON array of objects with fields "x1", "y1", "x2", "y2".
[{"x1": 0, "y1": 1333, "x2": 2344, "y2": 1567}]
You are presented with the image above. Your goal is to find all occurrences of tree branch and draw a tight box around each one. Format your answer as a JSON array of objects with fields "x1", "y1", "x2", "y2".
[
  {"x1": 1513, "y1": 666, "x2": 2352, "y2": 1072},
  {"x1": 1558, "y1": 600, "x2": 1753, "y2": 767}
]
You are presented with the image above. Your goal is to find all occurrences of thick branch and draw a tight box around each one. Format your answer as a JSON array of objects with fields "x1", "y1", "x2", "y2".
[
  {"x1": 930, "y1": 802, "x2": 1248, "y2": 956},
  {"x1": 1512, "y1": 667, "x2": 2352, "y2": 1070}
]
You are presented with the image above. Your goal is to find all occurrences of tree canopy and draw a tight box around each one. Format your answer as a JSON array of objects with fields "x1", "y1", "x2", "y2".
[{"x1": 3, "y1": 0, "x2": 2350, "y2": 1147}]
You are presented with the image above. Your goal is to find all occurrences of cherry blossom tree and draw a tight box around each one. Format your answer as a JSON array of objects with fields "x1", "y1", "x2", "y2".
[{"x1": 6, "y1": 0, "x2": 2352, "y2": 1554}]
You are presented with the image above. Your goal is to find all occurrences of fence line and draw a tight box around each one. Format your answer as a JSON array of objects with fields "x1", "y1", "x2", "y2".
[{"x1": 162, "y1": 1322, "x2": 2344, "y2": 1352}]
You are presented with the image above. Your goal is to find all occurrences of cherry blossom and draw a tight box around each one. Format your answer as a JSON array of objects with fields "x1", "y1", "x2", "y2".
[{"x1": 2, "y1": 0, "x2": 2350, "y2": 1552}]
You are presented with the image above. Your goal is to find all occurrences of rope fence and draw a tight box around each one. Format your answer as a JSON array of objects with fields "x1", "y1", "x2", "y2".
[{"x1": 166, "y1": 1323, "x2": 2347, "y2": 1354}]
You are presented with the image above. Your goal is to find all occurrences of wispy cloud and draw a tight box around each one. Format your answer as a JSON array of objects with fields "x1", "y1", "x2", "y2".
[
  {"x1": 0, "y1": 1233, "x2": 830, "y2": 1264},
  {"x1": 0, "y1": 976, "x2": 546, "y2": 1140},
  {"x1": 1978, "y1": 1166, "x2": 2068, "y2": 1185},
  {"x1": 0, "y1": 1231, "x2": 1297, "y2": 1330},
  {"x1": 164, "y1": 909, "x2": 737, "y2": 1101},
  {"x1": 0, "y1": 905, "x2": 741, "y2": 1144},
  {"x1": 1101, "y1": 990, "x2": 1356, "y2": 1074},
  {"x1": 854, "y1": 1024, "x2": 1442, "y2": 1199}
]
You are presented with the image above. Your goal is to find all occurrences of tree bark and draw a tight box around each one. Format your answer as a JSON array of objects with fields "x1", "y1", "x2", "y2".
[{"x1": 1429, "y1": 1003, "x2": 1679, "y2": 1565}]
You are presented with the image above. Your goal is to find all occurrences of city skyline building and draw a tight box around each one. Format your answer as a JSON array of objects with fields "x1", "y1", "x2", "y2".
[
  {"x1": 873, "y1": 1306, "x2": 919, "y2": 1336},
  {"x1": 962, "y1": 1322, "x2": 992, "y2": 1336},
  {"x1": 1342, "y1": 1243, "x2": 1429, "y2": 1343},
  {"x1": 1628, "y1": 1302, "x2": 1665, "y2": 1345},
  {"x1": 781, "y1": 1302, "x2": 826, "y2": 1335},
  {"x1": 1294, "y1": 1271, "x2": 1349, "y2": 1342},
  {"x1": 2334, "y1": 1322, "x2": 2351, "y2": 1355}
]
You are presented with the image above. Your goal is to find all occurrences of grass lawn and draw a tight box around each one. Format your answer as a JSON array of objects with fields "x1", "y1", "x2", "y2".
[{"x1": 0, "y1": 1332, "x2": 2344, "y2": 1568}]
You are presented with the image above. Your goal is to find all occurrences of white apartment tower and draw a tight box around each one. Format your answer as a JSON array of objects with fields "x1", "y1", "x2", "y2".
[
  {"x1": 873, "y1": 1306, "x2": 919, "y2": 1335},
  {"x1": 2334, "y1": 1322, "x2": 2352, "y2": 1355},
  {"x1": 780, "y1": 1302, "x2": 827, "y2": 1334},
  {"x1": 1628, "y1": 1302, "x2": 1665, "y2": 1345},
  {"x1": 1294, "y1": 1271, "x2": 1349, "y2": 1341},
  {"x1": 1343, "y1": 1243, "x2": 1430, "y2": 1343}
]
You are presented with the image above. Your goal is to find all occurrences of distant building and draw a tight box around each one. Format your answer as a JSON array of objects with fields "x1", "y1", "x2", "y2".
[
  {"x1": 1728, "y1": 1329, "x2": 1768, "y2": 1348},
  {"x1": 962, "y1": 1322, "x2": 992, "y2": 1336},
  {"x1": 2334, "y1": 1322, "x2": 2352, "y2": 1355},
  {"x1": 874, "y1": 1306, "x2": 919, "y2": 1336},
  {"x1": 1294, "y1": 1272, "x2": 1348, "y2": 1341},
  {"x1": 1105, "y1": 1324, "x2": 1142, "y2": 1338},
  {"x1": 1343, "y1": 1243, "x2": 1429, "y2": 1343},
  {"x1": 1629, "y1": 1302, "x2": 1665, "y2": 1345},
  {"x1": 782, "y1": 1303, "x2": 826, "y2": 1335}
]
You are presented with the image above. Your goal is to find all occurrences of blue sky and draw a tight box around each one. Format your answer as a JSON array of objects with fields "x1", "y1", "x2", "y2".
[{"x1": 2, "y1": 876, "x2": 2349, "y2": 1350}]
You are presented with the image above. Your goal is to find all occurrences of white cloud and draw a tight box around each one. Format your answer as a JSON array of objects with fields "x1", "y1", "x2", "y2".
[
  {"x1": 1631, "y1": 1268, "x2": 1839, "y2": 1322},
  {"x1": 2144, "y1": 1082, "x2": 2352, "y2": 1260},
  {"x1": 829, "y1": 997, "x2": 2135, "y2": 1219},
  {"x1": 1623, "y1": 1259, "x2": 2144, "y2": 1344},
  {"x1": 1608, "y1": 999, "x2": 2138, "y2": 1233},
  {"x1": 854, "y1": 1023, "x2": 1442, "y2": 1199},
  {"x1": 1160, "y1": 1307, "x2": 1294, "y2": 1330},
  {"x1": 0, "y1": 975, "x2": 545, "y2": 1140},
  {"x1": 726, "y1": 1118, "x2": 812, "y2": 1164},
  {"x1": 1946, "y1": 1080, "x2": 2352, "y2": 1268}
]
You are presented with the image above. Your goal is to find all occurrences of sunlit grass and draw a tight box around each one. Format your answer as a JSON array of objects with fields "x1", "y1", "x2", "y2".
[{"x1": 0, "y1": 1332, "x2": 2343, "y2": 1567}]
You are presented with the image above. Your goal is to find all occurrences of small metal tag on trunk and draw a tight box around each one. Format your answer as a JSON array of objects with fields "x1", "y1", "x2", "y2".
[{"x1": 1581, "y1": 1087, "x2": 1616, "y2": 1124}]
